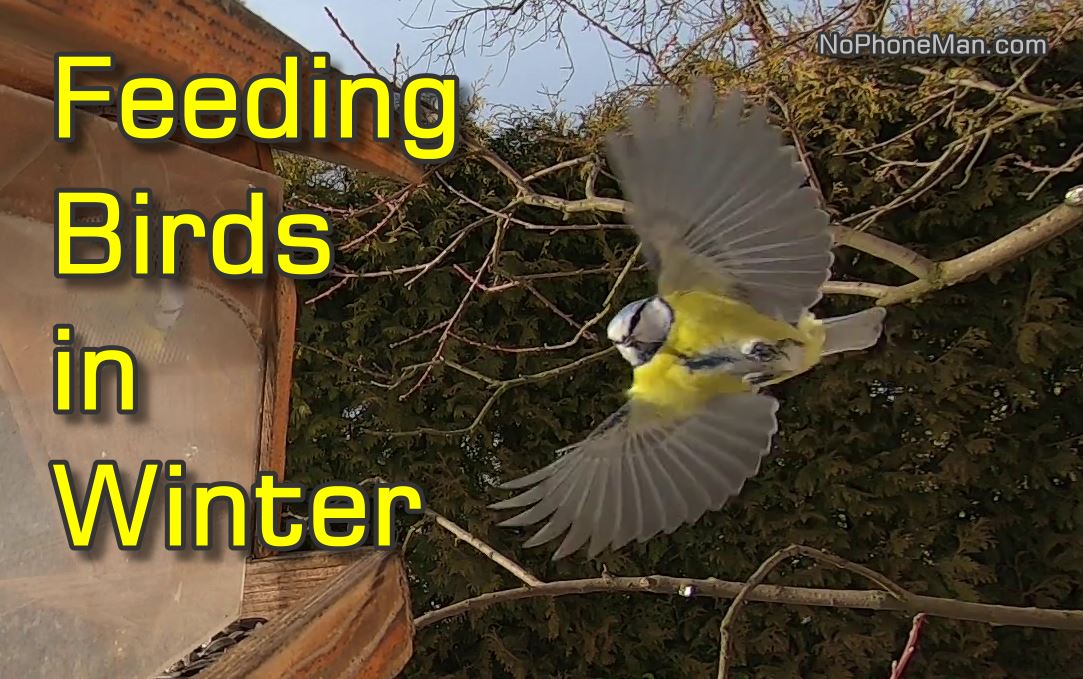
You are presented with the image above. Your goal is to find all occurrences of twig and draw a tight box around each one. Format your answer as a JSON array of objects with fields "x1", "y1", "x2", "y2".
[
  {"x1": 325, "y1": 6, "x2": 384, "y2": 76},
  {"x1": 305, "y1": 275, "x2": 352, "y2": 305},
  {"x1": 389, "y1": 320, "x2": 451, "y2": 349},
  {"x1": 338, "y1": 187, "x2": 416, "y2": 252},
  {"x1": 718, "y1": 544, "x2": 908, "y2": 677},
  {"x1": 465, "y1": 138, "x2": 628, "y2": 214},
  {"x1": 362, "y1": 347, "x2": 615, "y2": 437},
  {"x1": 522, "y1": 154, "x2": 595, "y2": 183},
  {"x1": 452, "y1": 264, "x2": 519, "y2": 292},
  {"x1": 1017, "y1": 140, "x2": 1083, "y2": 201},
  {"x1": 523, "y1": 283, "x2": 594, "y2": 338},
  {"x1": 902, "y1": 65, "x2": 1083, "y2": 114},
  {"x1": 452, "y1": 244, "x2": 641, "y2": 355},
  {"x1": 821, "y1": 280, "x2": 894, "y2": 298},
  {"x1": 399, "y1": 218, "x2": 508, "y2": 400},
  {"x1": 403, "y1": 214, "x2": 492, "y2": 288},
  {"x1": 889, "y1": 614, "x2": 928, "y2": 679},
  {"x1": 426, "y1": 508, "x2": 544, "y2": 587},
  {"x1": 717, "y1": 545, "x2": 801, "y2": 678}
]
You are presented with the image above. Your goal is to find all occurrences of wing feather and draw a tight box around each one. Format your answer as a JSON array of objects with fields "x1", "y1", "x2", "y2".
[
  {"x1": 605, "y1": 79, "x2": 834, "y2": 324},
  {"x1": 491, "y1": 392, "x2": 779, "y2": 560}
]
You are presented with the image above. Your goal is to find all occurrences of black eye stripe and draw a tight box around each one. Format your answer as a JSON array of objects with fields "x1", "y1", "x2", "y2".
[{"x1": 628, "y1": 300, "x2": 648, "y2": 330}]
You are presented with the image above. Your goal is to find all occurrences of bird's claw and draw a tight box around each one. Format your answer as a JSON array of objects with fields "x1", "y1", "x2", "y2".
[{"x1": 743, "y1": 372, "x2": 776, "y2": 386}]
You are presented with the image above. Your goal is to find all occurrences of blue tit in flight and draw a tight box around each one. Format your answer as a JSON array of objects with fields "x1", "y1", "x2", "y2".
[{"x1": 490, "y1": 80, "x2": 887, "y2": 560}]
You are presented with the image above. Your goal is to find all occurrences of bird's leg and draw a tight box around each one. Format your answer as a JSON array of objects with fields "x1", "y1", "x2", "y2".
[
  {"x1": 741, "y1": 338, "x2": 801, "y2": 363},
  {"x1": 739, "y1": 339, "x2": 805, "y2": 386},
  {"x1": 741, "y1": 340, "x2": 781, "y2": 363}
]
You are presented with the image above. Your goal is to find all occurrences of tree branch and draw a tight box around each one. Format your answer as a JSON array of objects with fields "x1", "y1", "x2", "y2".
[
  {"x1": 902, "y1": 65, "x2": 1083, "y2": 114},
  {"x1": 425, "y1": 509, "x2": 545, "y2": 587},
  {"x1": 413, "y1": 569, "x2": 1083, "y2": 632},
  {"x1": 889, "y1": 614, "x2": 928, "y2": 679},
  {"x1": 718, "y1": 545, "x2": 910, "y2": 677},
  {"x1": 355, "y1": 478, "x2": 545, "y2": 587},
  {"x1": 467, "y1": 140, "x2": 1083, "y2": 304},
  {"x1": 877, "y1": 194, "x2": 1083, "y2": 306},
  {"x1": 361, "y1": 346, "x2": 616, "y2": 437},
  {"x1": 830, "y1": 226, "x2": 934, "y2": 279}
]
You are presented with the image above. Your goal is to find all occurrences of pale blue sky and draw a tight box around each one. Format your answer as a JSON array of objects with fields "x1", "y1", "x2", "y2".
[{"x1": 244, "y1": 0, "x2": 620, "y2": 112}]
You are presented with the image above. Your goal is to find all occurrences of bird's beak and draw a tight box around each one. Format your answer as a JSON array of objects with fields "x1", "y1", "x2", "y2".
[{"x1": 615, "y1": 344, "x2": 641, "y2": 366}]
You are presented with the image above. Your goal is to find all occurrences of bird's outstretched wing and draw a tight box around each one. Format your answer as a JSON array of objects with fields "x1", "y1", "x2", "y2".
[
  {"x1": 605, "y1": 79, "x2": 834, "y2": 325},
  {"x1": 490, "y1": 392, "x2": 779, "y2": 560}
]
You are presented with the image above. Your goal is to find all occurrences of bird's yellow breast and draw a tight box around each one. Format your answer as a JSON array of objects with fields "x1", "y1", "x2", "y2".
[{"x1": 627, "y1": 290, "x2": 825, "y2": 413}]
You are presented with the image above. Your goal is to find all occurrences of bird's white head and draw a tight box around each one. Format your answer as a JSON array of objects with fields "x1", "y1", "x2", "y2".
[{"x1": 607, "y1": 296, "x2": 674, "y2": 366}]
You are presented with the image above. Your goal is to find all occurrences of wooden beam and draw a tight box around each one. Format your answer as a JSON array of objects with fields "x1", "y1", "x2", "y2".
[
  {"x1": 252, "y1": 146, "x2": 297, "y2": 558},
  {"x1": 0, "y1": 0, "x2": 424, "y2": 183},
  {"x1": 241, "y1": 551, "x2": 365, "y2": 620},
  {"x1": 203, "y1": 549, "x2": 414, "y2": 679}
]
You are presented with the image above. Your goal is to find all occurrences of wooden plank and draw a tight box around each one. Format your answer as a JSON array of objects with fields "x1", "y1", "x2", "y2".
[
  {"x1": 268, "y1": 272, "x2": 298, "y2": 480},
  {"x1": 203, "y1": 549, "x2": 414, "y2": 679},
  {"x1": 241, "y1": 551, "x2": 363, "y2": 620},
  {"x1": 251, "y1": 144, "x2": 297, "y2": 558},
  {"x1": 0, "y1": 0, "x2": 424, "y2": 182}
]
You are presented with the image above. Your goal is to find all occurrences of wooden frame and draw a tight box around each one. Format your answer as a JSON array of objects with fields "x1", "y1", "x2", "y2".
[{"x1": 0, "y1": 1, "x2": 419, "y2": 677}]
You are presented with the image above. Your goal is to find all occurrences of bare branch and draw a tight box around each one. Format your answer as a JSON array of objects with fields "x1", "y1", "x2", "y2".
[
  {"x1": 413, "y1": 564, "x2": 1083, "y2": 632},
  {"x1": 852, "y1": 0, "x2": 890, "y2": 31},
  {"x1": 290, "y1": 478, "x2": 545, "y2": 587},
  {"x1": 1017, "y1": 140, "x2": 1083, "y2": 200},
  {"x1": 718, "y1": 545, "x2": 909, "y2": 677},
  {"x1": 324, "y1": 6, "x2": 386, "y2": 77},
  {"x1": 820, "y1": 280, "x2": 895, "y2": 298},
  {"x1": 362, "y1": 347, "x2": 616, "y2": 437},
  {"x1": 400, "y1": 218, "x2": 509, "y2": 399},
  {"x1": 742, "y1": 0, "x2": 776, "y2": 46},
  {"x1": 305, "y1": 274, "x2": 353, "y2": 305},
  {"x1": 718, "y1": 545, "x2": 800, "y2": 678},
  {"x1": 403, "y1": 214, "x2": 493, "y2": 288},
  {"x1": 522, "y1": 154, "x2": 595, "y2": 183},
  {"x1": 889, "y1": 614, "x2": 928, "y2": 679},
  {"x1": 902, "y1": 65, "x2": 1083, "y2": 115},
  {"x1": 426, "y1": 508, "x2": 545, "y2": 587},
  {"x1": 877, "y1": 195, "x2": 1083, "y2": 306},
  {"x1": 831, "y1": 226, "x2": 934, "y2": 279}
]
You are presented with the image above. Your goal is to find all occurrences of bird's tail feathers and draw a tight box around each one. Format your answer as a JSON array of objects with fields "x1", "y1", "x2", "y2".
[{"x1": 820, "y1": 307, "x2": 886, "y2": 356}]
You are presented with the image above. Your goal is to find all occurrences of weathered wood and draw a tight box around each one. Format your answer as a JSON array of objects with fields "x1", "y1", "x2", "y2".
[
  {"x1": 0, "y1": 0, "x2": 424, "y2": 182},
  {"x1": 252, "y1": 147, "x2": 297, "y2": 558},
  {"x1": 241, "y1": 551, "x2": 364, "y2": 620},
  {"x1": 265, "y1": 270, "x2": 298, "y2": 487},
  {"x1": 204, "y1": 549, "x2": 414, "y2": 679}
]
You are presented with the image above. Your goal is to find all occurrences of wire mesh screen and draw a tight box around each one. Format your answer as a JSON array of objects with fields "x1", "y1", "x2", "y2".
[{"x1": 0, "y1": 85, "x2": 279, "y2": 678}]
